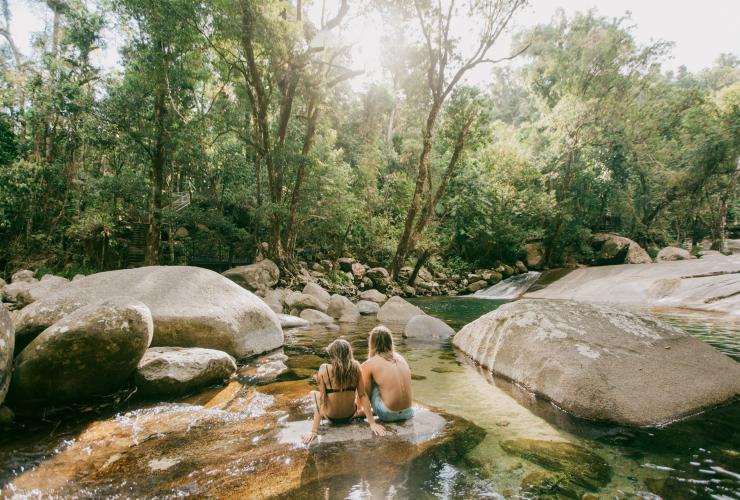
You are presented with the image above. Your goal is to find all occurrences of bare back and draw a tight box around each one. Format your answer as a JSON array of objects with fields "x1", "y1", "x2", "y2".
[{"x1": 362, "y1": 352, "x2": 412, "y2": 411}]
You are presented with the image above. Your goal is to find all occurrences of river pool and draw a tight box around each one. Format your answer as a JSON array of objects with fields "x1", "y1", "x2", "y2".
[{"x1": 0, "y1": 297, "x2": 738, "y2": 498}]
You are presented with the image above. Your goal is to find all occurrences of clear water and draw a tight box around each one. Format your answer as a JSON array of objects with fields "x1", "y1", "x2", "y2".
[{"x1": 0, "y1": 297, "x2": 738, "y2": 498}]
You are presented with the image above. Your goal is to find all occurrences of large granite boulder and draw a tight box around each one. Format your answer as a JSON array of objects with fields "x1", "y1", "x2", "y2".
[
  {"x1": 656, "y1": 246, "x2": 693, "y2": 261},
  {"x1": 453, "y1": 299, "x2": 740, "y2": 426},
  {"x1": 3, "y1": 377, "x2": 484, "y2": 498},
  {"x1": 9, "y1": 297, "x2": 154, "y2": 407},
  {"x1": 592, "y1": 233, "x2": 652, "y2": 265},
  {"x1": 12, "y1": 266, "x2": 283, "y2": 358},
  {"x1": 404, "y1": 315, "x2": 454, "y2": 340},
  {"x1": 302, "y1": 282, "x2": 331, "y2": 307},
  {"x1": 0, "y1": 306, "x2": 14, "y2": 406},
  {"x1": 525, "y1": 254, "x2": 740, "y2": 316},
  {"x1": 222, "y1": 259, "x2": 280, "y2": 295},
  {"x1": 135, "y1": 347, "x2": 237, "y2": 397},
  {"x1": 358, "y1": 289, "x2": 387, "y2": 304},
  {"x1": 326, "y1": 294, "x2": 360, "y2": 323},
  {"x1": 377, "y1": 296, "x2": 426, "y2": 326}
]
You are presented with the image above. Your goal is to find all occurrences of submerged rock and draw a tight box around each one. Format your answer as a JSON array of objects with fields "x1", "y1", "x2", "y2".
[
  {"x1": 10, "y1": 297, "x2": 153, "y2": 408},
  {"x1": 377, "y1": 296, "x2": 426, "y2": 326},
  {"x1": 135, "y1": 347, "x2": 237, "y2": 397},
  {"x1": 453, "y1": 299, "x2": 740, "y2": 426},
  {"x1": 12, "y1": 266, "x2": 283, "y2": 358},
  {"x1": 502, "y1": 438, "x2": 612, "y2": 493},
  {"x1": 3, "y1": 377, "x2": 485, "y2": 499},
  {"x1": 404, "y1": 315, "x2": 455, "y2": 340},
  {"x1": 222, "y1": 259, "x2": 280, "y2": 295},
  {"x1": 0, "y1": 306, "x2": 14, "y2": 406}
]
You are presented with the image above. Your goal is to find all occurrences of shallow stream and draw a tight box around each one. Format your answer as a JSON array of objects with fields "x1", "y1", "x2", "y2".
[{"x1": 0, "y1": 297, "x2": 738, "y2": 498}]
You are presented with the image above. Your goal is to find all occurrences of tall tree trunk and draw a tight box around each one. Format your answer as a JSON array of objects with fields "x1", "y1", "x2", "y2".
[
  {"x1": 284, "y1": 98, "x2": 320, "y2": 254},
  {"x1": 390, "y1": 101, "x2": 441, "y2": 279},
  {"x1": 712, "y1": 156, "x2": 740, "y2": 251},
  {"x1": 146, "y1": 42, "x2": 167, "y2": 266},
  {"x1": 408, "y1": 249, "x2": 430, "y2": 286}
]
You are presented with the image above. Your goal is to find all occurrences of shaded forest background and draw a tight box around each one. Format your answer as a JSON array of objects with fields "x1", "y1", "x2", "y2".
[{"x1": 0, "y1": 0, "x2": 737, "y2": 280}]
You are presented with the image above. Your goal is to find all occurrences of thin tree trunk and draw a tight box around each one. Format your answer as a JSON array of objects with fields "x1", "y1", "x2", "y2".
[
  {"x1": 408, "y1": 249, "x2": 430, "y2": 286},
  {"x1": 145, "y1": 41, "x2": 167, "y2": 266},
  {"x1": 284, "y1": 98, "x2": 320, "y2": 254},
  {"x1": 712, "y1": 156, "x2": 740, "y2": 251},
  {"x1": 390, "y1": 100, "x2": 441, "y2": 279}
]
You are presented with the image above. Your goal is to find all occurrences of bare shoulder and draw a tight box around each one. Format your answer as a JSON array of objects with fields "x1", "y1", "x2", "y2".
[{"x1": 393, "y1": 352, "x2": 410, "y2": 366}]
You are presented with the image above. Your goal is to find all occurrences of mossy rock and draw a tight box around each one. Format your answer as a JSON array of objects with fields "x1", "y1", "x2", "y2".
[{"x1": 500, "y1": 439, "x2": 612, "y2": 492}]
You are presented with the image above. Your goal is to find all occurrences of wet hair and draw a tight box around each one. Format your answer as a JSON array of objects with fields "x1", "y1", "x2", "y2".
[
  {"x1": 368, "y1": 325, "x2": 395, "y2": 362},
  {"x1": 324, "y1": 338, "x2": 359, "y2": 392}
]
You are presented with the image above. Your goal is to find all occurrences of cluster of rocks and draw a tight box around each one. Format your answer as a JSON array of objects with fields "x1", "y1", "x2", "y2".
[
  {"x1": 0, "y1": 266, "x2": 284, "y2": 419},
  {"x1": 221, "y1": 254, "x2": 531, "y2": 299}
]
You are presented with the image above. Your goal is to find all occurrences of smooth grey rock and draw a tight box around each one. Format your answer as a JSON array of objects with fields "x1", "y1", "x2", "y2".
[
  {"x1": 222, "y1": 259, "x2": 280, "y2": 295},
  {"x1": 72, "y1": 274, "x2": 86, "y2": 281},
  {"x1": 358, "y1": 289, "x2": 387, "y2": 304},
  {"x1": 0, "y1": 306, "x2": 14, "y2": 406},
  {"x1": 592, "y1": 233, "x2": 652, "y2": 265},
  {"x1": 11, "y1": 270, "x2": 35, "y2": 283},
  {"x1": 356, "y1": 300, "x2": 380, "y2": 315},
  {"x1": 299, "y1": 309, "x2": 335, "y2": 325},
  {"x1": 365, "y1": 267, "x2": 391, "y2": 290},
  {"x1": 404, "y1": 314, "x2": 455, "y2": 339},
  {"x1": 453, "y1": 299, "x2": 740, "y2": 426},
  {"x1": 1, "y1": 275, "x2": 68, "y2": 309},
  {"x1": 263, "y1": 288, "x2": 286, "y2": 314},
  {"x1": 524, "y1": 242, "x2": 545, "y2": 269},
  {"x1": 377, "y1": 296, "x2": 426, "y2": 326},
  {"x1": 10, "y1": 297, "x2": 154, "y2": 407},
  {"x1": 284, "y1": 292, "x2": 327, "y2": 312},
  {"x1": 252, "y1": 360, "x2": 289, "y2": 384},
  {"x1": 135, "y1": 347, "x2": 236, "y2": 397},
  {"x1": 302, "y1": 282, "x2": 331, "y2": 306},
  {"x1": 327, "y1": 294, "x2": 360, "y2": 322},
  {"x1": 277, "y1": 314, "x2": 310, "y2": 328},
  {"x1": 525, "y1": 255, "x2": 740, "y2": 316},
  {"x1": 13, "y1": 266, "x2": 283, "y2": 358},
  {"x1": 466, "y1": 280, "x2": 488, "y2": 293},
  {"x1": 657, "y1": 246, "x2": 693, "y2": 261}
]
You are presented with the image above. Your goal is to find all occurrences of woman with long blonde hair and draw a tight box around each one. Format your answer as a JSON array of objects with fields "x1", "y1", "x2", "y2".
[
  {"x1": 357, "y1": 326, "x2": 414, "y2": 422},
  {"x1": 303, "y1": 338, "x2": 385, "y2": 444}
]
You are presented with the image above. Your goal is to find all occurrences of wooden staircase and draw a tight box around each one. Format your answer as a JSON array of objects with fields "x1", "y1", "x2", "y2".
[{"x1": 126, "y1": 192, "x2": 191, "y2": 267}]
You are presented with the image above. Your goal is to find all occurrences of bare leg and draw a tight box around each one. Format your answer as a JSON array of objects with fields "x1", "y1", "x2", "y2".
[{"x1": 303, "y1": 391, "x2": 322, "y2": 445}]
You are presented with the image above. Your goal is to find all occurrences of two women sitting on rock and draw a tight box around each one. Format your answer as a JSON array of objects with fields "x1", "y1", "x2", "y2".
[{"x1": 302, "y1": 326, "x2": 415, "y2": 444}]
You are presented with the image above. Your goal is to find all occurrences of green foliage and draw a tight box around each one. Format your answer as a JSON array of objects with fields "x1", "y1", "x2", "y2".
[{"x1": 0, "y1": 2, "x2": 736, "y2": 276}]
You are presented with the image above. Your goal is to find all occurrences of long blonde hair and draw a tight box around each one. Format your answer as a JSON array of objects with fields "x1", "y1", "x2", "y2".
[
  {"x1": 324, "y1": 338, "x2": 359, "y2": 392},
  {"x1": 369, "y1": 325, "x2": 395, "y2": 362}
]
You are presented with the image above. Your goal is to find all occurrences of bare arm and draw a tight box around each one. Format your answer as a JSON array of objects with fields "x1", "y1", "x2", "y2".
[{"x1": 356, "y1": 363, "x2": 385, "y2": 437}]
